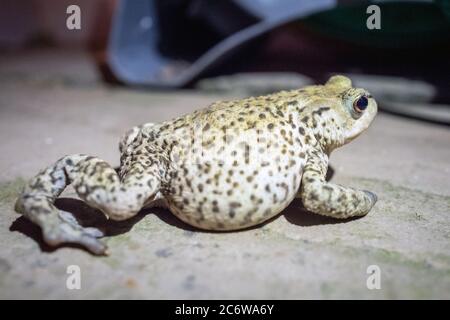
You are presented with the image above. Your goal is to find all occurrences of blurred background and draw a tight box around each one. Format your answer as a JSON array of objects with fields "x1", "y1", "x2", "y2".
[{"x1": 1, "y1": 0, "x2": 450, "y2": 123}]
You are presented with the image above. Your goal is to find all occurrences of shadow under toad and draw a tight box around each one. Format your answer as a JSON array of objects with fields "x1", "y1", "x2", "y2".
[{"x1": 10, "y1": 165, "x2": 359, "y2": 254}]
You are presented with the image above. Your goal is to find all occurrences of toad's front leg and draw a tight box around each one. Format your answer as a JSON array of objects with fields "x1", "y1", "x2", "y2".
[
  {"x1": 15, "y1": 154, "x2": 160, "y2": 254},
  {"x1": 297, "y1": 152, "x2": 377, "y2": 219}
]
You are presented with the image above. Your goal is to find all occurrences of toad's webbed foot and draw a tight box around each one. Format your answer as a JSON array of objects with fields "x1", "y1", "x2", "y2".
[
  {"x1": 15, "y1": 154, "x2": 159, "y2": 254},
  {"x1": 42, "y1": 211, "x2": 107, "y2": 255}
]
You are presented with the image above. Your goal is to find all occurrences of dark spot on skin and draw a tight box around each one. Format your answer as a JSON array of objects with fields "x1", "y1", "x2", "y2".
[
  {"x1": 267, "y1": 123, "x2": 274, "y2": 130},
  {"x1": 299, "y1": 127, "x2": 305, "y2": 135},
  {"x1": 203, "y1": 123, "x2": 210, "y2": 131},
  {"x1": 244, "y1": 144, "x2": 250, "y2": 164},
  {"x1": 305, "y1": 135, "x2": 311, "y2": 145},
  {"x1": 272, "y1": 193, "x2": 278, "y2": 204},
  {"x1": 310, "y1": 191, "x2": 319, "y2": 201},
  {"x1": 259, "y1": 113, "x2": 266, "y2": 119},
  {"x1": 229, "y1": 202, "x2": 242, "y2": 208},
  {"x1": 312, "y1": 107, "x2": 331, "y2": 117}
]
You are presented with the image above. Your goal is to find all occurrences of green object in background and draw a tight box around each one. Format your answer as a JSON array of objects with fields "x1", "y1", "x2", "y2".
[
  {"x1": 438, "y1": 0, "x2": 450, "y2": 19},
  {"x1": 302, "y1": 0, "x2": 450, "y2": 48}
]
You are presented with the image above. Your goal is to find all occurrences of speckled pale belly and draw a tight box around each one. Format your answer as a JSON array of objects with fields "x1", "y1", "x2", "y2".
[{"x1": 162, "y1": 140, "x2": 306, "y2": 230}]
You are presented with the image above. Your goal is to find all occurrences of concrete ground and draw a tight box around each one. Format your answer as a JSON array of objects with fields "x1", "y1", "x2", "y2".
[{"x1": 0, "y1": 49, "x2": 449, "y2": 299}]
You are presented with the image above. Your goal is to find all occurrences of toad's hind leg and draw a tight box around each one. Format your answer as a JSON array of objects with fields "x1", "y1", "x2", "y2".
[{"x1": 15, "y1": 154, "x2": 160, "y2": 254}]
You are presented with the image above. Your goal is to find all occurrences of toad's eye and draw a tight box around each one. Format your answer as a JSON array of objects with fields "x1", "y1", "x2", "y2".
[{"x1": 353, "y1": 96, "x2": 368, "y2": 113}]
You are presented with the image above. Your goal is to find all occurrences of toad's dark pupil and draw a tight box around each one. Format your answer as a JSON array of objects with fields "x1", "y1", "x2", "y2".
[{"x1": 356, "y1": 96, "x2": 368, "y2": 110}]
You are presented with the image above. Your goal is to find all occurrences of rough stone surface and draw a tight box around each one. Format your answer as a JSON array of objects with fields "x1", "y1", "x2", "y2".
[{"x1": 0, "y1": 49, "x2": 449, "y2": 299}]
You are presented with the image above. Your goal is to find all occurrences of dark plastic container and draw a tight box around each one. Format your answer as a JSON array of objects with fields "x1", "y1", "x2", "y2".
[{"x1": 107, "y1": 0, "x2": 336, "y2": 88}]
